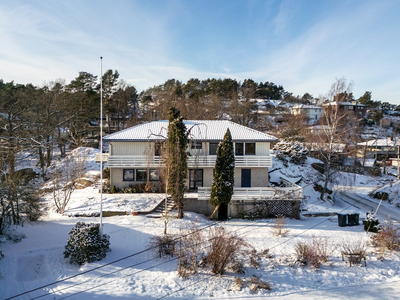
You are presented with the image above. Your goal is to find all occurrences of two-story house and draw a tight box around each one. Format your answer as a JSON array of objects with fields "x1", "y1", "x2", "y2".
[
  {"x1": 290, "y1": 104, "x2": 324, "y2": 123},
  {"x1": 101, "y1": 120, "x2": 303, "y2": 219}
]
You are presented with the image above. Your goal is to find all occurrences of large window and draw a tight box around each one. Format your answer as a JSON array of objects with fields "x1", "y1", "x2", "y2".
[
  {"x1": 245, "y1": 143, "x2": 256, "y2": 155},
  {"x1": 149, "y1": 169, "x2": 159, "y2": 181},
  {"x1": 154, "y1": 142, "x2": 163, "y2": 156},
  {"x1": 136, "y1": 169, "x2": 147, "y2": 181},
  {"x1": 209, "y1": 142, "x2": 220, "y2": 155},
  {"x1": 123, "y1": 169, "x2": 134, "y2": 181},
  {"x1": 191, "y1": 141, "x2": 202, "y2": 149},
  {"x1": 235, "y1": 143, "x2": 244, "y2": 155}
]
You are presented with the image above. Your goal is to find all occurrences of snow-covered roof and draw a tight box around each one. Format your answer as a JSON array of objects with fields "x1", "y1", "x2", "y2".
[
  {"x1": 103, "y1": 120, "x2": 278, "y2": 142},
  {"x1": 357, "y1": 138, "x2": 400, "y2": 147},
  {"x1": 305, "y1": 142, "x2": 346, "y2": 153},
  {"x1": 292, "y1": 104, "x2": 323, "y2": 109},
  {"x1": 322, "y1": 101, "x2": 368, "y2": 107}
]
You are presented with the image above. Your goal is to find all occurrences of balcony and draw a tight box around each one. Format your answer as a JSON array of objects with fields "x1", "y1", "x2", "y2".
[
  {"x1": 104, "y1": 155, "x2": 272, "y2": 168},
  {"x1": 197, "y1": 178, "x2": 303, "y2": 201}
]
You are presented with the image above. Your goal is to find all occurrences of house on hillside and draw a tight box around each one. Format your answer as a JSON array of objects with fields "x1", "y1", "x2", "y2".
[
  {"x1": 290, "y1": 104, "x2": 324, "y2": 123},
  {"x1": 99, "y1": 120, "x2": 303, "y2": 219},
  {"x1": 322, "y1": 101, "x2": 368, "y2": 118},
  {"x1": 357, "y1": 138, "x2": 400, "y2": 161}
]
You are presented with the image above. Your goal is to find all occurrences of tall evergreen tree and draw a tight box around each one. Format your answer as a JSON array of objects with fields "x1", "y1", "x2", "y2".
[
  {"x1": 165, "y1": 107, "x2": 188, "y2": 219},
  {"x1": 209, "y1": 128, "x2": 235, "y2": 219}
]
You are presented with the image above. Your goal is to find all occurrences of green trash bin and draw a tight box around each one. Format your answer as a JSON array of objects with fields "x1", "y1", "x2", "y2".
[
  {"x1": 347, "y1": 213, "x2": 360, "y2": 226},
  {"x1": 354, "y1": 213, "x2": 359, "y2": 226},
  {"x1": 338, "y1": 214, "x2": 347, "y2": 227}
]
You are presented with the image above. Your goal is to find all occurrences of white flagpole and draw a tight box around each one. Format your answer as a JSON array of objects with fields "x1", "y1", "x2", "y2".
[{"x1": 100, "y1": 56, "x2": 104, "y2": 237}]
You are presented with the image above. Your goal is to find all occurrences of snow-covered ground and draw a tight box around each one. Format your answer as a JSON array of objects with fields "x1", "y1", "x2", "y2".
[{"x1": 1, "y1": 148, "x2": 400, "y2": 299}]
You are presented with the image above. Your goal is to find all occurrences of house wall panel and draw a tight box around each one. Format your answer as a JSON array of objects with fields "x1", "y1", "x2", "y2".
[
  {"x1": 111, "y1": 142, "x2": 150, "y2": 156},
  {"x1": 256, "y1": 142, "x2": 269, "y2": 156}
]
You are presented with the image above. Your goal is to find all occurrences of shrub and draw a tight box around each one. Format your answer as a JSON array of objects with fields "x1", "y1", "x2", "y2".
[
  {"x1": 295, "y1": 236, "x2": 331, "y2": 268},
  {"x1": 272, "y1": 216, "x2": 290, "y2": 237},
  {"x1": 205, "y1": 227, "x2": 250, "y2": 275},
  {"x1": 364, "y1": 213, "x2": 379, "y2": 233},
  {"x1": 340, "y1": 238, "x2": 367, "y2": 256},
  {"x1": 149, "y1": 233, "x2": 177, "y2": 258},
  {"x1": 64, "y1": 222, "x2": 111, "y2": 265},
  {"x1": 371, "y1": 220, "x2": 400, "y2": 256},
  {"x1": 249, "y1": 276, "x2": 272, "y2": 293}
]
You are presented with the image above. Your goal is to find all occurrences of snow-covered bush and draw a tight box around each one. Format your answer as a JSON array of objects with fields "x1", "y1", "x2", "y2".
[
  {"x1": 273, "y1": 142, "x2": 308, "y2": 165},
  {"x1": 295, "y1": 236, "x2": 330, "y2": 268},
  {"x1": 64, "y1": 222, "x2": 110, "y2": 265},
  {"x1": 364, "y1": 213, "x2": 379, "y2": 233}
]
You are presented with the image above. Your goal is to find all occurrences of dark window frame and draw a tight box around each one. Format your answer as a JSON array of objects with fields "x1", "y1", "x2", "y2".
[
  {"x1": 191, "y1": 141, "x2": 203, "y2": 150},
  {"x1": 149, "y1": 169, "x2": 159, "y2": 181},
  {"x1": 123, "y1": 169, "x2": 135, "y2": 181},
  {"x1": 189, "y1": 169, "x2": 203, "y2": 191},
  {"x1": 209, "y1": 142, "x2": 220, "y2": 155},
  {"x1": 245, "y1": 143, "x2": 256, "y2": 155},
  {"x1": 136, "y1": 169, "x2": 147, "y2": 182},
  {"x1": 235, "y1": 143, "x2": 244, "y2": 156}
]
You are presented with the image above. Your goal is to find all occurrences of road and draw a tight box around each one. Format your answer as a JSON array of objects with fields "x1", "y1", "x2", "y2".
[{"x1": 335, "y1": 187, "x2": 400, "y2": 224}]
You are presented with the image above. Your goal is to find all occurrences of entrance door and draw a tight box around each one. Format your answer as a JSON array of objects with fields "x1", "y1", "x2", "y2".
[
  {"x1": 189, "y1": 169, "x2": 203, "y2": 191},
  {"x1": 241, "y1": 169, "x2": 251, "y2": 187},
  {"x1": 218, "y1": 203, "x2": 228, "y2": 220}
]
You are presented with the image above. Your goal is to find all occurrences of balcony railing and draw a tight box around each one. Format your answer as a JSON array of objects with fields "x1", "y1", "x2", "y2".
[
  {"x1": 197, "y1": 178, "x2": 303, "y2": 201},
  {"x1": 104, "y1": 155, "x2": 272, "y2": 168}
]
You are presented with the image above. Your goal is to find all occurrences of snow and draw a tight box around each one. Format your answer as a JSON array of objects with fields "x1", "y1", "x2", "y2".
[{"x1": 1, "y1": 148, "x2": 400, "y2": 299}]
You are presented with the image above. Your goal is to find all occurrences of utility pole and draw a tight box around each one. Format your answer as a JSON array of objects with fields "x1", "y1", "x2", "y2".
[
  {"x1": 100, "y1": 56, "x2": 104, "y2": 237},
  {"x1": 397, "y1": 145, "x2": 399, "y2": 180}
]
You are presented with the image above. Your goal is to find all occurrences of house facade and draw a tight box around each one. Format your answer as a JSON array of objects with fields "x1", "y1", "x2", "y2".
[
  {"x1": 101, "y1": 120, "x2": 303, "y2": 219},
  {"x1": 290, "y1": 104, "x2": 324, "y2": 123},
  {"x1": 103, "y1": 120, "x2": 277, "y2": 190},
  {"x1": 322, "y1": 101, "x2": 368, "y2": 118}
]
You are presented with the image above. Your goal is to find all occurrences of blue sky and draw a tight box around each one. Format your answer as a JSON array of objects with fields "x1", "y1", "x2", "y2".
[{"x1": 1, "y1": 0, "x2": 399, "y2": 103}]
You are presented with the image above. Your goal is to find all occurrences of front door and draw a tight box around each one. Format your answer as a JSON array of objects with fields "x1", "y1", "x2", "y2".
[
  {"x1": 241, "y1": 169, "x2": 251, "y2": 187},
  {"x1": 218, "y1": 203, "x2": 228, "y2": 220},
  {"x1": 189, "y1": 169, "x2": 203, "y2": 191}
]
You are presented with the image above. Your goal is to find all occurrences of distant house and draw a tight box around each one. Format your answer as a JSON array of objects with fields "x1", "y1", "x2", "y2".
[
  {"x1": 322, "y1": 102, "x2": 368, "y2": 118},
  {"x1": 357, "y1": 138, "x2": 400, "y2": 160},
  {"x1": 99, "y1": 120, "x2": 303, "y2": 219},
  {"x1": 290, "y1": 104, "x2": 324, "y2": 123}
]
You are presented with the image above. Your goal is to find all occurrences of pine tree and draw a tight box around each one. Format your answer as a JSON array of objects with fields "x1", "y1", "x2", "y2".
[
  {"x1": 165, "y1": 107, "x2": 188, "y2": 219},
  {"x1": 210, "y1": 128, "x2": 235, "y2": 219}
]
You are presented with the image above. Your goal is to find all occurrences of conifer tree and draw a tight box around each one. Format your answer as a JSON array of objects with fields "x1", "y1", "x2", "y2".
[
  {"x1": 210, "y1": 128, "x2": 235, "y2": 219},
  {"x1": 165, "y1": 107, "x2": 188, "y2": 219}
]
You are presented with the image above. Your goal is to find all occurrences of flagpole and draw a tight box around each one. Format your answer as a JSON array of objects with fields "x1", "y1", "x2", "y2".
[{"x1": 100, "y1": 56, "x2": 104, "y2": 237}]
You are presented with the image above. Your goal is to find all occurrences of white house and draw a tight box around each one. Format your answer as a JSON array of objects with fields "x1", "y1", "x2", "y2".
[
  {"x1": 290, "y1": 104, "x2": 324, "y2": 123},
  {"x1": 100, "y1": 120, "x2": 303, "y2": 219}
]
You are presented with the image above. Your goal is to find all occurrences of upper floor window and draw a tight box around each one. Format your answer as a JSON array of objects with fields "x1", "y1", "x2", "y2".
[
  {"x1": 191, "y1": 141, "x2": 202, "y2": 150},
  {"x1": 245, "y1": 143, "x2": 256, "y2": 155},
  {"x1": 235, "y1": 143, "x2": 244, "y2": 155},
  {"x1": 209, "y1": 142, "x2": 220, "y2": 155},
  {"x1": 154, "y1": 142, "x2": 163, "y2": 156}
]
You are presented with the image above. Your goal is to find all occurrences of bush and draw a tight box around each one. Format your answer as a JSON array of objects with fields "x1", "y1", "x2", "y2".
[
  {"x1": 64, "y1": 222, "x2": 110, "y2": 265},
  {"x1": 149, "y1": 234, "x2": 177, "y2": 258},
  {"x1": 295, "y1": 236, "x2": 331, "y2": 268},
  {"x1": 371, "y1": 220, "x2": 400, "y2": 256},
  {"x1": 364, "y1": 213, "x2": 380, "y2": 233},
  {"x1": 271, "y1": 216, "x2": 290, "y2": 237},
  {"x1": 249, "y1": 276, "x2": 272, "y2": 294}
]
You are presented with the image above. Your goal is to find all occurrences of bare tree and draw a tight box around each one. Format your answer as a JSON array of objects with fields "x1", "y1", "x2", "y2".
[{"x1": 52, "y1": 151, "x2": 86, "y2": 214}]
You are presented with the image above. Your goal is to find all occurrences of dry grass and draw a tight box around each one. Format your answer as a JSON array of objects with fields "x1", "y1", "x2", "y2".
[
  {"x1": 271, "y1": 217, "x2": 290, "y2": 237},
  {"x1": 371, "y1": 220, "x2": 400, "y2": 258},
  {"x1": 249, "y1": 276, "x2": 272, "y2": 294},
  {"x1": 295, "y1": 236, "x2": 331, "y2": 268},
  {"x1": 148, "y1": 234, "x2": 177, "y2": 258}
]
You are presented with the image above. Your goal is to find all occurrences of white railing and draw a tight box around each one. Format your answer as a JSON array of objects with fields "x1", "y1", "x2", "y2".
[
  {"x1": 95, "y1": 153, "x2": 109, "y2": 163},
  {"x1": 197, "y1": 180, "x2": 303, "y2": 201},
  {"x1": 106, "y1": 155, "x2": 272, "y2": 168}
]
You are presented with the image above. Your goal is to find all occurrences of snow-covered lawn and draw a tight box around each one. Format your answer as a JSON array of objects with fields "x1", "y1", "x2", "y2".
[{"x1": 1, "y1": 148, "x2": 400, "y2": 299}]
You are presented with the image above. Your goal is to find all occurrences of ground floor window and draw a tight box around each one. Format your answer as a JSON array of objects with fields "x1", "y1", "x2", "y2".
[
  {"x1": 189, "y1": 169, "x2": 203, "y2": 191},
  {"x1": 149, "y1": 169, "x2": 159, "y2": 181},
  {"x1": 136, "y1": 169, "x2": 147, "y2": 181},
  {"x1": 123, "y1": 169, "x2": 135, "y2": 181}
]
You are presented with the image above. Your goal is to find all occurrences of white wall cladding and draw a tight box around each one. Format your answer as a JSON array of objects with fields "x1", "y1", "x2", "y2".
[
  {"x1": 256, "y1": 142, "x2": 269, "y2": 155},
  {"x1": 111, "y1": 142, "x2": 150, "y2": 155}
]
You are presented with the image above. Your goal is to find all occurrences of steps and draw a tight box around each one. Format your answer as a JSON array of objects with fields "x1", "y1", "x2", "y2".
[{"x1": 147, "y1": 197, "x2": 176, "y2": 218}]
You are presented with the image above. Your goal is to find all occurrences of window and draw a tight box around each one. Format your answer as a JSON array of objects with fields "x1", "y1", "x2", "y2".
[
  {"x1": 123, "y1": 169, "x2": 134, "y2": 181},
  {"x1": 209, "y1": 142, "x2": 220, "y2": 155},
  {"x1": 191, "y1": 141, "x2": 202, "y2": 149},
  {"x1": 149, "y1": 169, "x2": 159, "y2": 181},
  {"x1": 189, "y1": 169, "x2": 203, "y2": 191},
  {"x1": 245, "y1": 143, "x2": 256, "y2": 155},
  {"x1": 235, "y1": 143, "x2": 244, "y2": 155},
  {"x1": 154, "y1": 142, "x2": 163, "y2": 156},
  {"x1": 136, "y1": 169, "x2": 147, "y2": 181}
]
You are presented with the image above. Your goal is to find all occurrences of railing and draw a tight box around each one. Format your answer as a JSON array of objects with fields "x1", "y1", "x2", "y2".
[
  {"x1": 197, "y1": 180, "x2": 303, "y2": 201},
  {"x1": 95, "y1": 153, "x2": 109, "y2": 163},
  {"x1": 106, "y1": 155, "x2": 272, "y2": 168}
]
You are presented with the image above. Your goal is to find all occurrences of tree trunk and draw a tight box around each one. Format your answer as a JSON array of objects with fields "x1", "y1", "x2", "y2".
[{"x1": 209, "y1": 204, "x2": 221, "y2": 220}]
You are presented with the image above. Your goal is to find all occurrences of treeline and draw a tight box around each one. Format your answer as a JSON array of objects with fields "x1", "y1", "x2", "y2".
[
  {"x1": 0, "y1": 70, "x2": 138, "y2": 179},
  {"x1": 139, "y1": 78, "x2": 292, "y2": 125}
]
